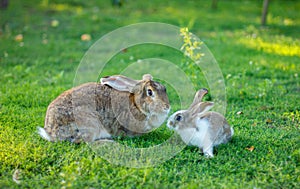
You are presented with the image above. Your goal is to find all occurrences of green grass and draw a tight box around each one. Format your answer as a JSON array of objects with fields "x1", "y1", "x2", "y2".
[{"x1": 1, "y1": 0, "x2": 299, "y2": 188}]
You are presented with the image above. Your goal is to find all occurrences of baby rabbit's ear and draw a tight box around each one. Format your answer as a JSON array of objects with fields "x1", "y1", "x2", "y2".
[
  {"x1": 100, "y1": 75, "x2": 139, "y2": 93},
  {"x1": 190, "y1": 102, "x2": 214, "y2": 115},
  {"x1": 189, "y1": 88, "x2": 208, "y2": 109}
]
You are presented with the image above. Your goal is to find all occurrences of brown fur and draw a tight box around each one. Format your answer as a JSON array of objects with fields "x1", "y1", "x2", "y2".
[{"x1": 41, "y1": 77, "x2": 170, "y2": 143}]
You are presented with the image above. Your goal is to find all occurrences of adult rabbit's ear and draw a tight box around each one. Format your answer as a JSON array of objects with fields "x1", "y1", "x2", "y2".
[
  {"x1": 142, "y1": 74, "x2": 153, "y2": 81},
  {"x1": 189, "y1": 88, "x2": 208, "y2": 109},
  {"x1": 100, "y1": 74, "x2": 153, "y2": 93},
  {"x1": 100, "y1": 75, "x2": 139, "y2": 93}
]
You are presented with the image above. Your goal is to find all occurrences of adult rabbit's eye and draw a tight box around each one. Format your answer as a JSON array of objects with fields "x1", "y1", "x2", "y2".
[
  {"x1": 176, "y1": 115, "x2": 182, "y2": 121},
  {"x1": 147, "y1": 89, "x2": 153, "y2": 96}
]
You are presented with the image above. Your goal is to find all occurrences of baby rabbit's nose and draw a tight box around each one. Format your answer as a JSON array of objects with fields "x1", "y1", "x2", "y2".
[{"x1": 167, "y1": 121, "x2": 174, "y2": 127}]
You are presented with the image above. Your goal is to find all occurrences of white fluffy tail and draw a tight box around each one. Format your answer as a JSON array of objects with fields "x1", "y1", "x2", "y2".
[{"x1": 37, "y1": 127, "x2": 52, "y2": 141}]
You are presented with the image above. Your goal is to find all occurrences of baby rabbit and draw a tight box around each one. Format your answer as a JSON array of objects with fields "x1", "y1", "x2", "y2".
[
  {"x1": 167, "y1": 88, "x2": 233, "y2": 157},
  {"x1": 38, "y1": 74, "x2": 170, "y2": 143}
]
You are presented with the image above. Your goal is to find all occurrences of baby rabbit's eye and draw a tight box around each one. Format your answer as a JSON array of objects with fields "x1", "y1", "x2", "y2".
[
  {"x1": 147, "y1": 89, "x2": 153, "y2": 97},
  {"x1": 175, "y1": 115, "x2": 182, "y2": 122}
]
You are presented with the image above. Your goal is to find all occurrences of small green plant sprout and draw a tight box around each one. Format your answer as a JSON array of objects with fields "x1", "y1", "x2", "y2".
[{"x1": 180, "y1": 27, "x2": 205, "y2": 64}]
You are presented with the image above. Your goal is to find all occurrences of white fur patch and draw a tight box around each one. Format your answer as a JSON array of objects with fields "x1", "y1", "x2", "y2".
[
  {"x1": 177, "y1": 128, "x2": 198, "y2": 145},
  {"x1": 97, "y1": 129, "x2": 112, "y2": 139},
  {"x1": 178, "y1": 119, "x2": 210, "y2": 148},
  {"x1": 37, "y1": 127, "x2": 52, "y2": 141},
  {"x1": 191, "y1": 119, "x2": 210, "y2": 147}
]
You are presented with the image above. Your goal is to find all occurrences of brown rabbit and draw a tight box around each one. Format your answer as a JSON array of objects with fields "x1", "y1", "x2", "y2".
[
  {"x1": 167, "y1": 88, "x2": 233, "y2": 157},
  {"x1": 38, "y1": 74, "x2": 170, "y2": 143}
]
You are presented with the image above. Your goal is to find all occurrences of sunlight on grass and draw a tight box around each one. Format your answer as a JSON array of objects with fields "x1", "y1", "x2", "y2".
[
  {"x1": 262, "y1": 14, "x2": 297, "y2": 26},
  {"x1": 0, "y1": 127, "x2": 44, "y2": 168},
  {"x1": 283, "y1": 18, "x2": 295, "y2": 26},
  {"x1": 238, "y1": 36, "x2": 300, "y2": 57},
  {"x1": 40, "y1": 0, "x2": 83, "y2": 14},
  {"x1": 274, "y1": 62, "x2": 297, "y2": 71},
  {"x1": 282, "y1": 110, "x2": 300, "y2": 126},
  {"x1": 165, "y1": 6, "x2": 197, "y2": 28}
]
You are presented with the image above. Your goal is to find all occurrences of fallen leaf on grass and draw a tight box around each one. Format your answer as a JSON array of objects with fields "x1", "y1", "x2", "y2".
[
  {"x1": 266, "y1": 119, "x2": 273, "y2": 124},
  {"x1": 14, "y1": 34, "x2": 23, "y2": 42},
  {"x1": 246, "y1": 146, "x2": 255, "y2": 152},
  {"x1": 81, "y1": 34, "x2": 91, "y2": 41},
  {"x1": 42, "y1": 39, "x2": 48, "y2": 44},
  {"x1": 237, "y1": 111, "x2": 243, "y2": 115},
  {"x1": 12, "y1": 169, "x2": 22, "y2": 184},
  {"x1": 51, "y1": 19, "x2": 59, "y2": 27}
]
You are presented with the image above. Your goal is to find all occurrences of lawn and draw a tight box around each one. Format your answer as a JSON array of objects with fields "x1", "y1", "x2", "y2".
[{"x1": 0, "y1": 0, "x2": 299, "y2": 188}]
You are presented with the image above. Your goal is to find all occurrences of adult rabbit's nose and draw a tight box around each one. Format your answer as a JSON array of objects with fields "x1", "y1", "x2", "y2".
[{"x1": 164, "y1": 103, "x2": 170, "y2": 110}]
